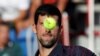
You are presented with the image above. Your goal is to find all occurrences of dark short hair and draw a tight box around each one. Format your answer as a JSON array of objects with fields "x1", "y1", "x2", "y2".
[
  {"x1": 0, "y1": 22, "x2": 9, "y2": 28},
  {"x1": 34, "y1": 4, "x2": 61, "y2": 27}
]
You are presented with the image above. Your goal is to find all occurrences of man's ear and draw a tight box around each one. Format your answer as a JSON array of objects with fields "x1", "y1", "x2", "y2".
[{"x1": 32, "y1": 24, "x2": 37, "y2": 33}]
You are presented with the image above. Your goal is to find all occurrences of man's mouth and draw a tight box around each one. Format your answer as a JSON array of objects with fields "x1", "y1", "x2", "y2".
[
  {"x1": 43, "y1": 33, "x2": 52, "y2": 36},
  {"x1": 42, "y1": 34, "x2": 53, "y2": 40}
]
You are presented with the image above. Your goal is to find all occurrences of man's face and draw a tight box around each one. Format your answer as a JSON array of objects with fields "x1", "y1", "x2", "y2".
[
  {"x1": 0, "y1": 25, "x2": 9, "y2": 44},
  {"x1": 36, "y1": 15, "x2": 60, "y2": 48}
]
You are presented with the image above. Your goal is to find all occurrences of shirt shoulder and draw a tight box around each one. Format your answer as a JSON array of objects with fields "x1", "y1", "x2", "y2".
[{"x1": 62, "y1": 45, "x2": 96, "y2": 56}]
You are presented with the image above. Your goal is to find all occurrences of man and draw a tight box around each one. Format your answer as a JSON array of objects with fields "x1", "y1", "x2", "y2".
[
  {"x1": 33, "y1": 4, "x2": 96, "y2": 56},
  {"x1": 0, "y1": 22, "x2": 22, "y2": 56}
]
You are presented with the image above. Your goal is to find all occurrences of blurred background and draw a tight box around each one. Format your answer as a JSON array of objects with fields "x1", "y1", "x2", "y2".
[{"x1": 0, "y1": 0, "x2": 99, "y2": 56}]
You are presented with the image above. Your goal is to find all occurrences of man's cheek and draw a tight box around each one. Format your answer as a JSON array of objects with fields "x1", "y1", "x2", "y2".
[
  {"x1": 37, "y1": 25, "x2": 41, "y2": 32},
  {"x1": 37, "y1": 28, "x2": 43, "y2": 36},
  {"x1": 53, "y1": 30, "x2": 59, "y2": 37},
  {"x1": 53, "y1": 28, "x2": 59, "y2": 33}
]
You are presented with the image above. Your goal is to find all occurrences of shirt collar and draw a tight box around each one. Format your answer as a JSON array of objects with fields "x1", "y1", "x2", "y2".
[
  {"x1": 48, "y1": 43, "x2": 62, "y2": 56},
  {"x1": 35, "y1": 43, "x2": 63, "y2": 56}
]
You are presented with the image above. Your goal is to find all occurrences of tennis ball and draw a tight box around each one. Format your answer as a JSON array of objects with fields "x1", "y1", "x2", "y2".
[{"x1": 43, "y1": 17, "x2": 56, "y2": 30}]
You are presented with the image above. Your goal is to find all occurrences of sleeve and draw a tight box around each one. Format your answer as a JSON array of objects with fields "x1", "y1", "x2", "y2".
[{"x1": 18, "y1": 0, "x2": 31, "y2": 10}]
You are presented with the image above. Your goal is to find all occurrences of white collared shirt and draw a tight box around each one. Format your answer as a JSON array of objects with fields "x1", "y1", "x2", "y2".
[{"x1": 0, "y1": 0, "x2": 30, "y2": 21}]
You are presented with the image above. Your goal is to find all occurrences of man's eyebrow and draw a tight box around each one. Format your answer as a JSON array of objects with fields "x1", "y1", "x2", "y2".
[{"x1": 39, "y1": 21, "x2": 43, "y2": 23}]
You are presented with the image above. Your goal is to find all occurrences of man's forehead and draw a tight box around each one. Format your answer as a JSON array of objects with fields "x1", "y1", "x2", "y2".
[{"x1": 38, "y1": 15, "x2": 58, "y2": 22}]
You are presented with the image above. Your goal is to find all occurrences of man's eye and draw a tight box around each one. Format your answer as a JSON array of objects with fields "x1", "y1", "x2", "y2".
[{"x1": 40, "y1": 22, "x2": 43, "y2": 25}]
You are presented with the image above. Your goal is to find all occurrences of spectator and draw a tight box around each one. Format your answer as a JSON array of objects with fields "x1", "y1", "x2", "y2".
[
  {"x1": 22, "y1": 17, "x2": 38, "y2": 56},
  {"x1": 9, "y1": 16, "x2": 38, "y2": 56},
  {"x1": 10, "y1": 20, "x2": 24, "y2": 41},
  {"x1": 0, "y1": 22, "x2": 22, "y2": 56},
  {"x1": 0, "y1": 0, "x2": 30, "y2": 22}
]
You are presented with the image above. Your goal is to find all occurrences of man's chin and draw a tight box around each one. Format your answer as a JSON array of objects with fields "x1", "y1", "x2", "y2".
[
  {"x1": 42, "y1": 43, "x2": 55, "y2": 48},
  {"x1": 39, "y1": 39, "x2": 57, "y2": 48}
]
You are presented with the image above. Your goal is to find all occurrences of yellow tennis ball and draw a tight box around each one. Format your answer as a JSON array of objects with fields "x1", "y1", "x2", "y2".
[{"x1": 43, "y1": 17, "x2": 56, "y2": 30}]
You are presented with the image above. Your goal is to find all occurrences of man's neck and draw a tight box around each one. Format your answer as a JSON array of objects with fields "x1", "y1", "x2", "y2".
[{"x1": 39, "y1": 43, "x2": 57, "y2": 56}]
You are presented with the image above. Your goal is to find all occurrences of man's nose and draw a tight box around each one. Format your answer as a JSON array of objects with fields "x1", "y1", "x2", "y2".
[{"x1": 46, "y1": 29, "x2": 51, "y2": 33}]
